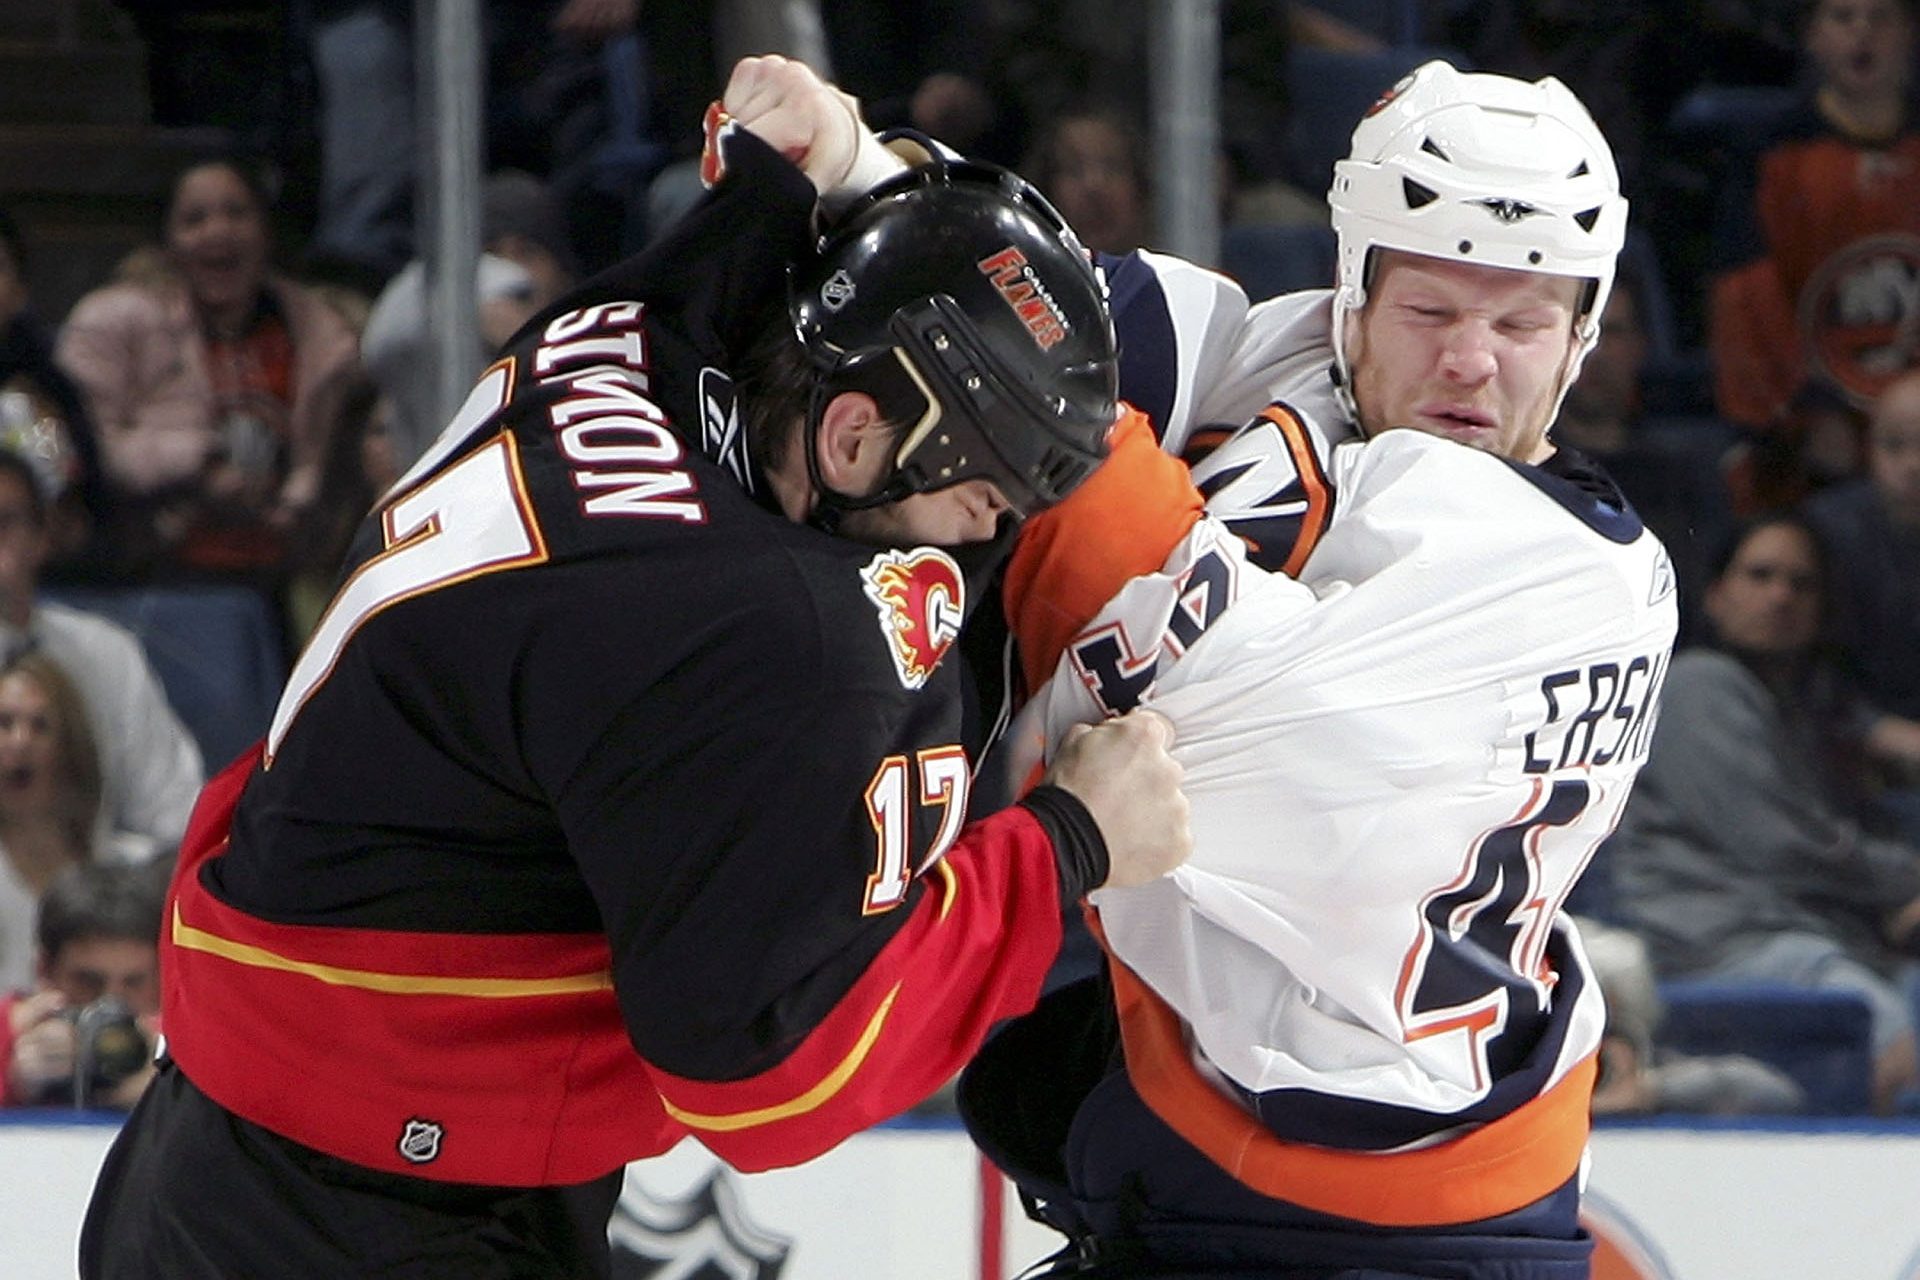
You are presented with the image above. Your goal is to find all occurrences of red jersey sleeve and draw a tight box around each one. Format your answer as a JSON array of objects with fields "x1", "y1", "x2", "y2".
[{"x1": 641, "y1": 802, "x2": 1064, "y2": 1170}]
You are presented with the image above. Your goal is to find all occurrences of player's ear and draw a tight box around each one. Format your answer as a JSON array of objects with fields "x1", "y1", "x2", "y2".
[{"x1": 816, "y1": 390, "x2": 892, "y2": 496}]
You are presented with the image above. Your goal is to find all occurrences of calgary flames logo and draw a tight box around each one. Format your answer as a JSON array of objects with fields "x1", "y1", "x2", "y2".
[
  {"x1": 860, "y1": 548, "x2": 965, "y2": 690},
  {"x1": 978, "y1": 246, "x2": 1070, "y2": 349}
]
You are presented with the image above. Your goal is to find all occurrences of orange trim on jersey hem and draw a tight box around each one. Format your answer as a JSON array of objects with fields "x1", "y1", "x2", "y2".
[
  {"x1": 1258, "y1": 403, "x2": 1333, "y2": 577},
  {"x1": 657, "y1": 984, "x2": 902, "y2": 1132},
  {"x1": 1103, "y1": 940, "x2": 1594, "y2": 1227},
  {"x1": 171, "y1": 905, "x2": 615, "y2": 997}
]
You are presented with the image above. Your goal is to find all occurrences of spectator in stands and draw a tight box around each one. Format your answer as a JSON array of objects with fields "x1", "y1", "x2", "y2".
[
  {"x1": 1609, "y1": 514, "x2": 1920, "y2": 1112},
  {"x1": 2, "y1": 860, "x2": 165, "y2": 1109},
  {"x1": 1725, "y1": 377, "x2": 1870, "y2": 518},
  {"x1": 0, "y1": 651, "x2": 106, "y2": 994},
  {"x1": 1580, "y1": 917, "x2": 1805, "y2": 1116},
  {"x1": 56, "y1": 156, "x2": 361, "y2": 581},
  {"x1": 359, "y1": 170, "x2": 579, "y2": 469},
  {"x1": 0, "y1": 208, "x2": 109, "y2": 579},
  {"x1": 817, "y1": 0, "x2": 998, "y2": 155},
  {"x1": 1808, "y1": 367, "x2": 1920, "y2": 723},
  {"x1": 1553, "y1": 273, "x2": 1738, "y2": 642},
  {"x1": 0, "y1": 450, "x2": 203, "y2": 853},
  {"x1": 305, "y1": 0, "x2": 415, "y2": 286},
  {"x1": 1707, "y1": 0, "x2": 1920, "y2": 432},
  {"x1": 1022, "y1": 105, "x2": 1151, "y2": 257},
  {"x1": 310, "y1": 0, "x2": 661, "y2": 279},
  {"x1": 986, "y1": 0, "x2": 1293, "y2": 191},
  {"x1": 283, "y1": 374, "x2": 399, "y2": 642},
  {"x1": 641, "y1": 0, "x2": 1000, "y2": 243},
  {"x1": 1808, "y1": 368, "x2": 1920, "y2": 842}
]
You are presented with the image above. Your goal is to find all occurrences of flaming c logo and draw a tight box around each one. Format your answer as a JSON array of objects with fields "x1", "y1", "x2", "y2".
[{"x1": 859, "y1": 548, "x2": 965, "y2": 690}]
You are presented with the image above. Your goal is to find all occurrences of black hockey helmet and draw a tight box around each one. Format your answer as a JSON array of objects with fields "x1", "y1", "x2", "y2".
[{"x1": 790, "y1": 157, "x2": 1118, "y2": 520}]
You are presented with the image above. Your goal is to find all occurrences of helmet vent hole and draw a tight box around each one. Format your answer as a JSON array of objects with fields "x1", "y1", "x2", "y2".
[
  {"x1": 1401, "y1": 178, "x2": 1439, "y2": 210},
  {"x1": 1457, "y1": 239, "x2": 1472, "y2": 254},
  {"x1": 1528, "y1": 250, "x2": 1543, "y2": 264},
  {"x1": 1420, "y1": 136, "x2": 1449, "y2": 161},
  {"x1": 1569, "y1": 159, "x2": 1590, "y2": 178},
  {"x1": 1574, "y1": 207, "x2": 1601, "y2": 232}
]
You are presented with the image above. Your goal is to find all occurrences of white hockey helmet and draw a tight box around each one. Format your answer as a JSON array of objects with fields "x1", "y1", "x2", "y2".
[{"x1": 1327, "y1": 61, "x2": 1629, "y2": 426}]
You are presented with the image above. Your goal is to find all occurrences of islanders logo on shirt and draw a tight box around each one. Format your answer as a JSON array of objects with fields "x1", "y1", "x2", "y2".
[
  {"x1": 1799, "y1": 231, "x2": 1920, "y2": 408},
  {"x1": 860, "y1": 548, "x2": 964, "y2": 690}
]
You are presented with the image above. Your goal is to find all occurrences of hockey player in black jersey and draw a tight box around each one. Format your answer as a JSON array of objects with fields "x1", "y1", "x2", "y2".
[{"x1": 79, "y1": 57, "x2": 1189, "y2": 1280}]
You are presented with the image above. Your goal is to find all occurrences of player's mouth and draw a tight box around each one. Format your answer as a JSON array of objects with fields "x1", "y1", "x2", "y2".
[{"x1": 1417, "y1": 403, "x2": 1497, "y2": 438}]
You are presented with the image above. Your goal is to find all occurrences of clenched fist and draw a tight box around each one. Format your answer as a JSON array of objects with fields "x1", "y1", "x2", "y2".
[
  {"x1": 720, "y1": 55, "x2": 904, "y2": 197},
  {"x1": 1044, "y1": 708, "x2": 1191, "y2": 889}
]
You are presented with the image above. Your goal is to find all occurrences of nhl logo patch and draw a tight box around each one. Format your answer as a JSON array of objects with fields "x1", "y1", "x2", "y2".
[
  {"x1": 397, "y1": 1118, "x2": 444, "y2": 1164},
  {"x1": 820, "y1": 268, "x2": 857, "y2": 312},
  {"x1": 860, "y1": 548, "x2": 964, "y2": 690}
]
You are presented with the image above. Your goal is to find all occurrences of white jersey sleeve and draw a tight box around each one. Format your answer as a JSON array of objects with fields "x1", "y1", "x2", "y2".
[{"x1": 1105, "y1": 254, "x2": 1358, "y2": 575}]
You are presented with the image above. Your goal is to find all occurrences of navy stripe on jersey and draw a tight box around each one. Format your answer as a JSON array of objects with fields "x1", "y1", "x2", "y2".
[
  {"x1": 1100, "y1": 250, "x2": 1179, "y2": 438},
  {"x1": 1234, "y1": 929, "x2": 1589, "y2": 1151},
  {"x1": 1506, "y1": 447, "x2": 1646, "y2": 545}
]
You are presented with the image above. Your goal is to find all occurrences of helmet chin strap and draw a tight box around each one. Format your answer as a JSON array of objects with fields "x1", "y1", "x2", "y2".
[{"x1": 1329, "y1": 284, "x2": 1368, "y2": 435}]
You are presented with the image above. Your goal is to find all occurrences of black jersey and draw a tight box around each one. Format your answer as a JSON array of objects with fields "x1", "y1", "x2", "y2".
[{"x1": 160, "y1": 126, "x2": 1081, "y2": 1185}]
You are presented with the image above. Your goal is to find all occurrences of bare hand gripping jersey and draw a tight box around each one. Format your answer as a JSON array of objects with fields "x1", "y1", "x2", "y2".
[
  {"x1": 1001, "y1": 407, "x2": 1677, "y2": 1224},
  {"x1": 155, "y1": 126, "x2": 1082, "y2": 1188}
]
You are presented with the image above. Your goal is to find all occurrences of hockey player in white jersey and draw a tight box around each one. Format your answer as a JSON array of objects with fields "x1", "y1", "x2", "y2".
[{"x1": 955, "y1": 64, "x2": 1679, "y2": 1279}]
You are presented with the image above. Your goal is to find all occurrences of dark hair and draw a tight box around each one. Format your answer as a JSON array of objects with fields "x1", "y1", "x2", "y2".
[
  {"x1": 1021, "y1": 101, "x2": 1151, "y2": 195},
  {"x1": 1708, "y1": 511, "x2": 1830, "y2": 585},
  {"x1": 734, "y1": 304, "x2": 824, "y2": 482},
  {"x1": 482, "y1": 170, "x2": 579, "y2": 278},
  {"x1": 35, "y1": 859, "x2": 168, "y2": 963},
  {"x1": 0, "y1": 648, "x2": 103, "y2": 853},
  {"x1": 161, "y1": 153, "x2": 275, "y2": 238}
]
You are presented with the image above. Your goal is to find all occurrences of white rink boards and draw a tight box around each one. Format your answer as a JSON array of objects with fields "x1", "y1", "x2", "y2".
[{"x1": 7, "y1": 1115, "x2": 1920, "y2": 1279}]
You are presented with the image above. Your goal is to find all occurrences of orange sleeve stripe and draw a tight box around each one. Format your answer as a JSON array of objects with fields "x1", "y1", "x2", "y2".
[
  {"x1": 1261, "y1": 403, "x2": 1333, "y2": 578},
  {"x1": 1003, "y1": 408, "x2": 1205, "y2": 694},
  {"x1": 1096, "y1": 919, "x2": 1594, "y2": 1227}
]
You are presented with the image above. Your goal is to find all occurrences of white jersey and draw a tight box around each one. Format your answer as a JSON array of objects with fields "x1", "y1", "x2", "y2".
[{"x1": 1004, "y1": 416, "x2": 1678, "y2": 1150}]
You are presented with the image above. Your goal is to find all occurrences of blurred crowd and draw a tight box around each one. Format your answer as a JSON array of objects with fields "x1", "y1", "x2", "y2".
[{"x1": 3, "y1": 0, "x2": 1920, "y2": 1118}]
